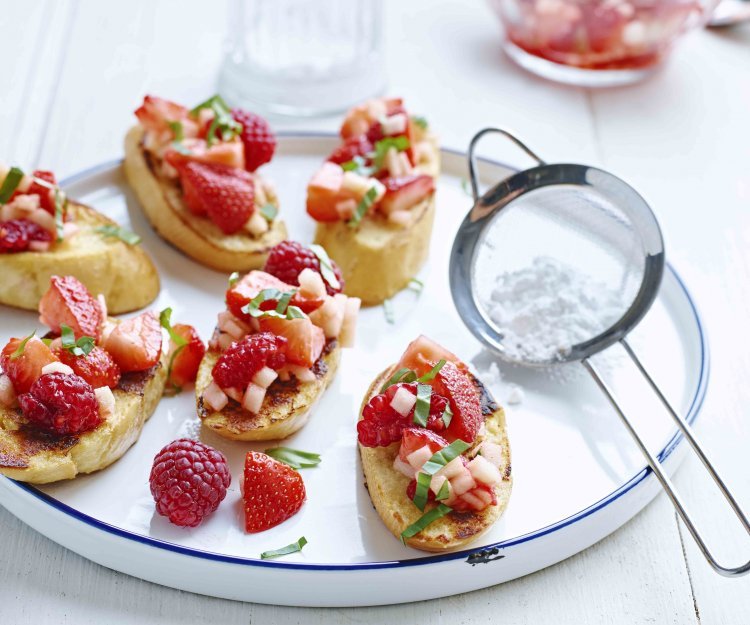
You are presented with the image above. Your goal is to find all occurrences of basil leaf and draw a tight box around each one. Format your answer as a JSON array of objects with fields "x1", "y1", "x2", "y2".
[
  {"x1": 401, "y1": 504, "x2": 452, "y2": 542},
  {"x1": 10, "y1": 331, "x2": 35, "y2": 360},
  {"x1": 408, "y1": 278, "x2": 424, "y2": 294},
  {"x1": 159, "y1": 308, "x2": 187, "y2": 347},
  {"x1": 421, "y1": 439, "x2": 471, "y2": 476},
  {"x1": 241, "y1": 288, "x2": 301, "y2": 321},
  {"x1": 413, "y1": 383, "x2": 432, "y2": 427},
  {"x1": 190, "y1": 95, "x2": 241, "y2": 147},
  {"x1": 310, "y1": 244, "x2": 340, "y2": 291},
  {"x1": 60, "y1": 324, "x2": 76, "y2": 350},
  {"x1": 168, "y1": 120, "x2": 184, "y2": 141},
  {"x1": 285, "y1": 305, "x2": 305, "y2": 319},
  {"x1": 379, "y1": 367, "x2": 417, "y2": 393},
  {"x1": 372, "y1": 136, "x2": 410, "y2": 170},
  {"x1": 264, "y1": 447, "x2": 321, "y2": 469},
  {"x1": 411, "y1": 116, "x2": 428, "y2": 130},
  {"x1": 275, "y1": 291, "x2": 293, "y2": 314},
  {"x1": 259, "y1": 204, "x2": 278, "y2": 222},
  {"x1": 260, "y1": 536, "x2": 308, "y2": 560},
  {"x1": 41, "y1": 338, "x2": 52, "y2": 347},
  {"x1": 441, "y1": 404, "x2": 453, "y2": 429},
  {"x1": 96, "y1": 224, "x2": 141, "y2": 245},
  {"x1": 348, "y1": 186, "x2": 378, "y2": 228},
  {"x1": 383, "y1": 298, "x2": 395, "y2": 324},
  {"x1": 0, "y1": 167, "x2": 24, "y2": 204},
  {"x1": 460, "y1": 178, "x2": 472, "y2": 197},
  {"x1": 416, "y1": 359, "x2": 446, "y2": 383},
  {"x1": 60, "y1": 324, "x2": 96, "y2": 357},
  {"x1": 340, "y1": 156, "x2": 375, "y2": 177},
  {"x1": 228, "y1": 271, "x2": 240, "y2": 287},
  {"x1": 435, "y1": 479, "x2": 451, "y2": 501},
  {"x1": 412, "y1": 471, "x2": 432, "y2": 511},
  {"x1": 53, "y1": 188, "x2": 66, "y2": 242}
]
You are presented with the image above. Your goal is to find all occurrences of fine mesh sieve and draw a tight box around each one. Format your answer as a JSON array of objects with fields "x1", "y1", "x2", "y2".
[{"x1": 450, "y1": 128, "x2": 750, "y2": 576}]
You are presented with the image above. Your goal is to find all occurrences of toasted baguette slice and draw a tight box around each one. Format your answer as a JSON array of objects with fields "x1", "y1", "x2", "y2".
[
  {"x1": 0, "y1": 347, "x2": 168, "y2": 484},
  {"x1": 0, "y1": 201, "x2": 159, "y2": 314},
  {"x1": 359, "y1": 365, "x2": 512, "y2": 552},
  {"x1": 124, "y1": 126, "x2": 287, "y2": 272},
  {"x1": 196, "y1": 341, "x2": 340, "y2": 441}
]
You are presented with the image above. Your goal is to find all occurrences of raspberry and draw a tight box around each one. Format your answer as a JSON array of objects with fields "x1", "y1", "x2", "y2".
[
  {"x1": 211, "y1": 332, "x2": 287, "y2": 390},
  {"x1": 0, "y1": 220, "x2": 30, "y2": 252},
  {"x1": 243, "y1": 451, "x2": 306, "y2": 532},
  {"x1": 263, "y1": 240, "x2": 344, "y2": 296},
  {"x1": 18, "y1": 372, "x2": 101, "y2": 435},
  {"x1": 149, "y1": 438, "x2": 231, "y2": 527},
  {"x1": 357, "y1": 382, "x2": 450, "y2": 447},
  {"x1": 232, "y1": 108, "x2": 276, "y2": 172},
  {"x1": 53, "y1": 346, "x2": 121, "y2": 389}
]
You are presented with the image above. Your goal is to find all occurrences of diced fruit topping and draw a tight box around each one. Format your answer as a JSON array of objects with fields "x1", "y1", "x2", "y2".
[
  {"x1": 327, "y1": 135, "x2": 373, "y2": 166},
  {"x1": 102, "y1": 311, "x2": 163, "y2": 373},
  {"x1": 166, "y1": 324, "x2": 205, "y2": 389},
  {"x1": 0, "y1": 336, "x2": 59, "y2": 394},
  {"x1": 18, "y1": 372, "x2": 101, "y2": 435},
  {"x1": 53, "y1": 346, "x2": 121, "y2": 390},
  {"x1": 397, "y1": 335, "x2": 463, "y2": 377},
  {"x1": 432, "y1": 362, "x2": 482, "y2": 444},
  {"x1": 135, "y1": 96, "x2": 189, "y2": 135},
  {"x1": 231, "y1": 108, "x2": 276, "y2": 172},
  {"x1": 357, "y1": 383, "x2": 450, "y2": 447},
  {"x1": 20, "y1": 170, "x2": 57, "y2": 215},
  {"x1": 38, "y1": 275, "x2": 103, "y2": 340},
  {"x1": 149, "y1": 438, "x2": 231, "y2": 528},
  {"x1": 177, "y1": 161, "x2": 255, "y2": 234},
  {"x1": 379, "y1": 175, "x2": 434, "y2": 215},
  {"x1": 243, "y1": 451, "x2": 306, "y2": 533},
  {"x1": 306, "y1": 162, "x2": 351, "y2": 222},
  {"x1": 226, "y1": 270, "x2": 295, "y2": 320},
  {"x1": 398, "y1": 427, "x2": 450, "y2": 462},
  {"x1": 164, "y1": 141, "x2": 245, "y2": 171},
  {"x1": 258, "y1": 316, "x2": 324, "y2": 368},
  {"x1": 0, "y1": 219, "x2": 53, "y2": 253},
  {"x1": 211, "y1": 332, "x2": 287, "y2": 391},
  {"x1": 263, "y1": 240, "x2": 344, "y2": 296}
]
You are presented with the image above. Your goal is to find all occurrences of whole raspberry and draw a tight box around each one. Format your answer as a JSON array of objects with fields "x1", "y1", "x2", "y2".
[
  {"x1": 211, "y1": 332, "x2": 287, "y2": 390},
  {"x1": 232, "y1": 108, "x2": 276, "y2": 172},
  {"x1": 53, "y1": 346, "x2": 121, "y2": 389},
  {"x1": 149, "y1": 438, "x2": 231, "y2": 527},
  {"x1": 18, "y1": 372, "x2": 101, "y2": 435},
  {"x1": 0, "y1": 219, "x2": 49, "y2": 252},
  {"x1": 357, "y1": 382, "x2": 450, "y2": 447},
  {"x1": 263, "y1": 240, "x2": 344, "y2": 296}
]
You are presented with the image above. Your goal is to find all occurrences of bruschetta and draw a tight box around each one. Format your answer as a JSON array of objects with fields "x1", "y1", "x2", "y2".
[
  {"x1": 0, "y1": 165, "x2": 159, "y2": 313},
  {"x1": 307, "y1": 97, "x2": 440, "y2": 305},
  {"x1": 0, "y1": 276, "x2": 169, "y2": 483},
  {"x1": 358, "y1": 336, "x2": 512, "y2": 551},
  {"x1": 196, "y1": 241, "x2": 360, "y2": 441},
  {"x1": 124, "y1": 95, "x2": 287, "y2": 272}
]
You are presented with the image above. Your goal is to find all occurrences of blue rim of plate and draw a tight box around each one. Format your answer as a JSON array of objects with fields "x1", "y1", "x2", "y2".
[{"x1": 5, "y1": 134, "x2": 710, "y2": 571}]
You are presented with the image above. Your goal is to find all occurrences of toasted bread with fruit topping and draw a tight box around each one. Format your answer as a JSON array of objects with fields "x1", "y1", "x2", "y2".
[
  {"x1": 0, "y1": 276, "x2": 168, "y2": 483},
  {"x1": 196, "y1": 243, "x2": 359, "y2": 441},
  {"x1": 358, "y1": 336, "x2": 512, "y2": 551},
  {"x1": 124, "y1": 95, "x2": 287, "y2": 272},
  {"x1": 0, "y1": 166, "x2": 159, "y2": 313},
  {"x1": 307, "y1": 97, "x2": 440, "y2": 305}
]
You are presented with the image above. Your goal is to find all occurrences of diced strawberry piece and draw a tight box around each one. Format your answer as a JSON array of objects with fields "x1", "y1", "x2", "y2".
[
  {"x1": 432, "y1": 362, "x2": 482, "y2": 444},
  {"x1": 306, "y1": 162, "x2": 350, "y2": 222},
  {"x1": 327, "y1": 135, "x2": 373, "y2": 165},
  {"x1": 226, "y1": 270, "x2": 322, "y2": 320},
  {"x1": 397, "y1": 335, "x2": 463, "y2": 378},
  {"x1": 258, "y1": 316, "x2": 324, "y2": 368},
  {"x1": 163, "y1": 140, "x2": 245, "y2": 171},
  {"x1": 398, "y1": 427, "x2": 449, "y2": 463},
  {"x1": 167, "y1": 324, "x2": 206, "y2": 388},
  {"x1": 243, "y1": 451, "x2": 306, "y2": 532},
  {"x1": 1, "y1": 337, "x2": 59, "y2": 395},
  {"x1": 379, "y1": 175, "x2": 434, "y2": 215},
  {"x1": 135, "y1": 96, "x2": 189, "y2": 134},
  {"x1": 10, "y1": 170, "x2": 57, "y2": 215},
  {"x1": 176, "y1": 161, "x2": 254, "y2": 234},
  {"x1": 231, "y1": 108, "x2": 276, "y2": 172},
  {"x1": 102, "y1": 311, "x2": 163, "y2": 373},
  {"x1": 38, "y1": 275, "x2": 103, "y2": 340},
  {"x1": 53, "y1": 346, "x2": 121, "y2": 389}
]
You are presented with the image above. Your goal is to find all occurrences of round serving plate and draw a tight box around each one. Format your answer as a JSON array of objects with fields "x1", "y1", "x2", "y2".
[{"x1": 0, "y1": 133, "x2": 708, "y2": 606}]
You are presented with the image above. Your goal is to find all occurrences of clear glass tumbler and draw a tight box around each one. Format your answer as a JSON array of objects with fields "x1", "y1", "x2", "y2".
[{"x1": 220, "y1": 0, "x2": 385, "y2": 117}]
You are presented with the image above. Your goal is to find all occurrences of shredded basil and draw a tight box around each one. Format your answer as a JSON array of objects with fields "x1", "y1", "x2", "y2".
[
  {"x1": 264, "y1": 447, "x2": 321, "y2": 469},
  {"x1": 159, "y1": 308, "x2": 187, "y2": 347},
  {"x1": 228, "y1": 271, "x2": 240, "y2": 287},
  {"x1": 259, "y1": 203, "x2": 278, "y2": 222},
  {"x1": 260, "y1": 536, "x2": 308, "y2": 560},
  {"x1": 416, "y1": 359, "x2": 446, "y2": 383},
  {"x1": 348, "y1": 186, "x2": 379, "y2": 228},
  {"x1": 190, "y1": 94, "x2": 241, "y2": 147},
  {"x1": 413, "y1": 383, "x2": 432, "y2": 427},
  {"x1": 441, "y1": 404, "x2": 453, "y2": 429},
  {"x1": 285, "y1": 305, "x2": 305, "y2": 319},
  {"x1": 96, "y1": 224, "x2": 141, "y2": 245},
  {"x1": 168, "y1": 120, "x2": 184, "y2": 141},
  {"x1": 421, "y1": 439, "x2": 471, "y2": 476},
  {"x1": 0, "y1": 167, "x2": 24, "y2": 204},
  {"x1": 310, "y1": 244, "x2": 340, "y2": 291},
  {"x1": 435, "y1": 479, "x2": 451, "y2": 501},
  {"x1": 10, "y1": 331, "x2": 35, "y2": 360},
  {"x1": 460, "y1": 178, "x2": 472, "y2": 197},
  {"x1": 401, "y1": 504, "x2": 452, "y2": 542},
  {"x1": 241, "y1": 288, "x2": 300, "y2": 320},
  {"x1": 411, "y1": 116, "x2": 428, "y2": 130},
  {"x1": 379, "y1": 367, "x2": 418, "y2": 393},
  {"x1": 408, "y1": 278, "x2": 424, "y2": 294},
  {"x1": 412, "y1": 471, "x2": 432, "y2": 511},
  {"x1": 382, "y1": 298, "x2": 395, "y2": 324},
  {"x1": 372, "y1": 136, "x2": 410, "y2": 170},
  {"x1": 60, "y1": 324, "x2": 96, "y2": 357},
  {"x1": 341, "y1": 155, "x2": 375, "y2": 177},
  {"x1": 53, "y1": 188, "x2": 67, "y2": 242}
]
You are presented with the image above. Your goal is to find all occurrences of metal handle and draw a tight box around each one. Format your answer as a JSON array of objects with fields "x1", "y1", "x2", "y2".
[
  {"x1": 583, "y1": 340, "x2": 750, "y2": 576},
  {"x1": 467, "y1": 128, "x2": 546, "y2": 203}
]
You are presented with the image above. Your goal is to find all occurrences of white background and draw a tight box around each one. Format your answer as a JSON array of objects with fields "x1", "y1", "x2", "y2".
[{"x1": 0, "y1": 0, "x2": 749, "y2": 623}]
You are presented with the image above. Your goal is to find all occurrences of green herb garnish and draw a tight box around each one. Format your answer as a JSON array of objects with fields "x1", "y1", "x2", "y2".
[
  {"x1": 411, "y1": 116, "x2": 428, "y2": 130},
  {"x1": 460, "y1": 178, "x2": 472, "y2": 197},
  {"x1": 348, "y1": 186, "x2": 379, "y2": 228},
  {"x1": 159, "y1": 308, "x2": 187, "y2": 347},
  {"x1": 412, "y1": 471, "x2": 432, "y2": 511},
  {"x1": 259, "y1": 204, "x2": 278, "y2": 222},
  {"x1": 372, "y1": 136, "x2": 410, "y2": 170},
  {"x1": 435, "y1": 479, "x2": 451, "y2": 501},
  {"x1": 379, "y1": 367, "x2": 418, "y2": 393},
  {"x1": 228, "y1": 271, "x2": 240, "y2": 287},
  {"x1": 190, "y1": 94, "x2": 242, "y2": 147},
  {"x1": 241, "y1": 288, "x2": 300, "y2": 320},
  {"x1": 10, "y1": 331, "x2": 35, "y2": 360},
  {"x1": 420, "y1": 439, "x2": 471, "y2": 476},
  {"x1": 285, "y1": 305, "x2": 305, "y2": 319},
  {"x1": 341, "y1": 155, "x2": 375, "y2": 177},
  {"x1": 96, "y1": 224, "x2": 141, "y2": 245},
  {"x1": 401, "y1": 504, "x2": 452, "y2": 542},
  {"x1": 310, "y1": 244, "x2": 341, "y2": 291},
  {"x1": 0, "y1": 167, "x2": 24, "y2": 204},
  {"x1": 53, "y1": 188, "x2": 66, "y2": 242},
  {"x1": 60, "y1": 324, "x2": 96, "y2": 357},
  {"x1": 260, "y1": 536, "x2": 308, "y2": 560},
  {"x1": 168, "y1": 120, "x2": 184, "y2": 141},
  {"x1": 408, "y1": 278, "x2": 424, "y2": 294},
  {"x1": 264, "y1": 447, "x2": 321, "y2": 470},
  {"x1": 413, "y1": 383, "x2": 432, "y2": 427},
  {"x1": 382, "y1": 298, "x2": 395, "y2": 324},
  {"x1": 441, "y1": 404, "x2": 453, "y2": 429},
  {"x1": 416, "y1": 359, "x2": 446, "y2": 383}
]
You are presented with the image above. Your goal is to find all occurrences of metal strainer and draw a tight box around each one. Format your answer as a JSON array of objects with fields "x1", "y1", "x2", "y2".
[{"x1": 450, "y1": 128, "x2": 750, "y2": 576}]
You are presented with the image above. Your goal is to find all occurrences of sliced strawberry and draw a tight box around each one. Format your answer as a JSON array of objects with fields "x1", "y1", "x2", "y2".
[
  {"x1": 0, "y1": 337, "x2": 59, "y2": 395},
  {"x1": 135, "y1": 95, "x2": 189, "y2": 135},
  {"x1": 432, "y1": 362, "x2": 482, "y2": 444},
  {"x1": 38, "y1": 275, "x2": 103, "y2": 340},
  {"x1": 226, "y1": 270, "x2": 322, "y2": 321},
  {"x1": 163, "y1": 140, "x2": 245, "y2": 171},
  {"x1": 397, "y1": 335, "x2": 463, "y2": 378},
  {"x1": 54, "y1": 346, "x2": 121, "y2": 389},
  {"x1": 231, "y1": 108, "x2": 276, "y2": 172},
  {"x1": 258, "y1": 316, "x2": 324, "y2": 368},
  {"x1": 243, "y1": 451, "x2": 306, "y2": 533},
  {"x1": 327, "y1": 135, "x2": 373, "y2": 165},
  {"x1": 306, "y1": 162, "x2": 357, "y2": 222},
  {"x1": 167, "y1": 324, "x2": 206, "y2": 388},
  {"x1": 102, "y1": 311, "x2": 163, "y2": 373},
  {"x1": 177, "y1": 161, "x2": 254, "y2": 234},
  {"x1": 398, "y1": 427, "x2": 449, "y2": 463},
  {"x1": 379, "y1": 175, "x2": 435, "y2": 215}
]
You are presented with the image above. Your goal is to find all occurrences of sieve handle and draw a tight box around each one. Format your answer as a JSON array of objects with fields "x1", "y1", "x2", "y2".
[
  {"x1": 467, "y1": 128, "x2": 546, "y2": 203},
  {"x1": 583, "y1": 343, "x2": 750, "y2": 577}
]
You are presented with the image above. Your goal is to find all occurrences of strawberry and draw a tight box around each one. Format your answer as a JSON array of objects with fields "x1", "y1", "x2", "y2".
[
  {"x1": 327, "y1": 135, "x2": 373, "y2": 165},
  {"x1": 164, "y1": 141, "x2": 245, "y2": 172},
  {"x1": 258, "y1": 316, "x2": 324, "y2": 368},
  {"x1": 10, "y1": 170, "x2": 57, "y2": 215},
  {"x1": 231, "y1": 108, "x2": 276, "y2": 172},
  {"x1": 102, "y1": 311, "x2": 163, "y2": 373},
  {"x1": 397, "y1": 335, "x2": 463, "y2": 377},
  {"x1": 167, "y1": 324, "x2": 205, "y2": 388},
  {"x1": 1, "y1": 337, "x2": 59, "y2": 394},
  {"x1": 177, "y1": 161, "x2": 255, "y2": 234},
  {"x1": 38, "y1": 275, "x2": 103, "y2": 340},
  {"x1": 53, "y1": 346, "x2": 121, "y2": 389},
  {"x1": 226, "y1": 270, "x2": 322, "y2": 321},
  {"x1": 135, "y1": 96, "x2": 189, "y2": 135},
  {"x1": 398, "y1": 427, "x2": 449, "y2": 463},
  {"x1": 243, "y1": 451, "x2": 306, "y2": 533},
  {"x1": 379, "y1": 175, "x2": 435, "y2": 215},
  {"x1": 432, "y1": 362, "x2": 482, "y2": 444},
  {"x1": 306, "y1": 162, "x2": 355, "y2": 222}
]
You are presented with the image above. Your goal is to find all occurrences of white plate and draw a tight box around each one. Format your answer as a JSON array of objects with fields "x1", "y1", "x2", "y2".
[{"x1": 0, "y1": 134, "x2": 708, "y2": 607}]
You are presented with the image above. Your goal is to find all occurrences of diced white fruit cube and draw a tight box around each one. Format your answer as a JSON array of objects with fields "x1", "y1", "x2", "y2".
[
  {"x1": 467, "y1": 455, "x2": 502, "y2": 486},
  {"x1": 41, "y1": 362, "x2": 74, "y2": 376},
  {"x1": 450, "y1": 470, "x2": 477, "y2": 496},
  {"x1": 298, "y1": 268, "x2": 327, "y2": 300},
  {"x1": 252, "y1": 366, "x2": 278, "y2": 389},
  {"x1": 390, "y1": 386, "x2": 417, "y2": 417},
  {"x1": 203, "y1": 381, "x2": 229, "y2": 412},
  {"x1": 242, "y1": 382, "x2": 266, "y2": 414},
  {"x1": 94, "y1": 386, "x2": 116, "y2": 417},
  {"x1": 406, "y1": 444, "x2": 434, "y2": 471}
]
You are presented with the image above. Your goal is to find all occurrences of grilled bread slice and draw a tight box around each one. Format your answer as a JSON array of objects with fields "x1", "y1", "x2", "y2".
[
  {"x1": 0, "y1": 201, "x2": 159, "y2": 314},
  {"x1": 196, "y1": 341, "x2": 340, "y2": 441},
  {"x1": 124, "y1": 126, "x2": 287, "y2": 272},
  {"x1": 0, "y1": 347, "x2": 168, "y2": 484},
  {"x1": 359, "y1": 365, "x2": 512, "y2": 552}
]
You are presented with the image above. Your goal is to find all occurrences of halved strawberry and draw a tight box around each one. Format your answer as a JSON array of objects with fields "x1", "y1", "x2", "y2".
[
  {"x1": 38, "y1": 275, "x2": 103, "y2": 340},
  {"x1": 379, "y1": 175, "x2": 435, "y2": 215},
  {"x1": 397, "y1": 335, "x2": 463, "y2": 377},
  {"x1": 177, "y1": 161, "x2": 254, "y2": 234},
  {"x1": 327, "y1": 135, "x2": 373, "y2": 165},
  {"x1": 258, "y1": 316, "x2": 325, "y2": 368},
  {"x1": 243, "y1": 451, "x2": 306, "y2": 533},
  {"x1": 226, "y1": 271, "x2": 322, "y2": 321},
  {"x1": 398, "y1": 427, "x2": 449, "y2": 463},
  {"x1": 135, "y1": 95, "x2": 189, "y2": 135},
  {"x1": 102, "y1": 311, "x2": 163, "y2": 373},
  {"x1": 432, "y1": 362, "x2": 482, "y2": 444},
  {"x1": 306, "y1": 162, "x2": 352, "y2": 222},
  {"x1": 0, "y1": 337, "x2": 59, "y2": 394},
  {"x1": 167, "y1": 324, "x2": 206, "y2": 388},
  {"x1": 54, "y1": 346, "x2": 121, "y2": 389}
]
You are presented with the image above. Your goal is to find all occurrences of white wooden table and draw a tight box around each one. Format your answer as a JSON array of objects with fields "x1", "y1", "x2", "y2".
[{"x1": 1, "y1": 0, "x2": 749, "y2": 622}]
